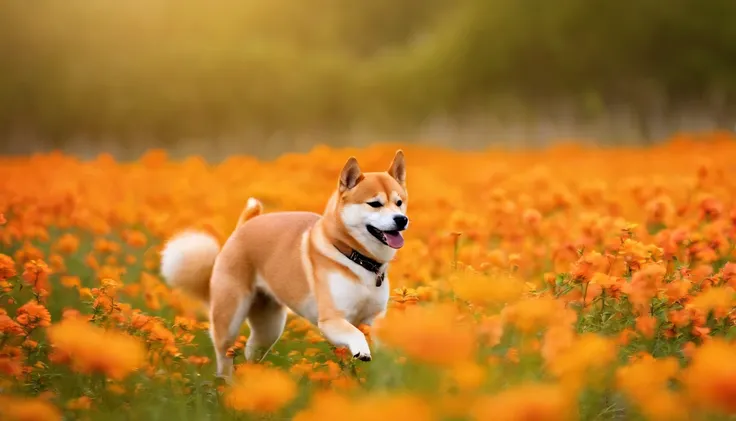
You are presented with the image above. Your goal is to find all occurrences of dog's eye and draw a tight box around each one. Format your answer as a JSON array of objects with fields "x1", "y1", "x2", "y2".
[
  {"x1": 367, "y1": 201, "x2": 383, "y2": 208},
  {"x1": 396, "y1": 200, "x2": 403, "y2": 207}
]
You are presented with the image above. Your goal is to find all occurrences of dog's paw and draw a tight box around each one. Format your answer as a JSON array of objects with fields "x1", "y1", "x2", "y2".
[{"x1": 349, "y1": 338, "x2": 372, "y2": 361}]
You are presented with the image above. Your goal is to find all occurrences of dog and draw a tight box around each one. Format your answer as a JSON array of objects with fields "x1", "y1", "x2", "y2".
[{"x1": 160, "y1": 150, "x2": 408, "y2": 379}]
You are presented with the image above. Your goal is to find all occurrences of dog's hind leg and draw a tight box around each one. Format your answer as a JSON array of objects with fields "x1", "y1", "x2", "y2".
[
  {"x1": 244, "y1": 291, "x2": 287, "y2": 363},
  {"x1": 209, "y1": 271, "x2": 253, "y2": 381}
]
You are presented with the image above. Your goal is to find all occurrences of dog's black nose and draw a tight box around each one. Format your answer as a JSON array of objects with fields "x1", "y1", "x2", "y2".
[{"x1": 393, "y1": 215, "x2": 408, "y2": 230}]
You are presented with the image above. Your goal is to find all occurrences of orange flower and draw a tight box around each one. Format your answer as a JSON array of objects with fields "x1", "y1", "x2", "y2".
[
  {"x1": 0, "y1": 396, "x2": 61, "y2": 421},
  {"x1": 624, "y1": 263, "x2": 666, "y2": 313},
  {"x1": 477, "y1": 314, "x2": 504, "y2": 347},
  {"x1": 664, "y1": 279, "x2": 692, "y2": 303},
  {"x1": 53, "y1": 233, "x2": 79, "y2": 255},
  {"x1": 186, "y1": 355, "x2": 210, "y2": 366},
  {"x1": 21, "y1": 260, "x2": 51, "y2": 294},
  {"x1": 78, "y1": 287, "x2": 93, "y2": 300},
  {"x1": 123, "y1": 230, "x2": 148, "y2": 248},
  {"x1": 47, "y1": 254, "x2": 65, "y2": 273},
  {"x1": 22, "y1": 338, "x2": 38, "y2": 349},
  {"x1": 668, "y1": 309, "x2": 690, "y2": 328},
  {"x1": 14, "y1": 243, "x2": 44, "y2": 265},
  {"x1": 687, "y1": 286, "x2": 735, "y2": 319},
  {"x1": 681, "y1": 339, "x2": 736, "y2": 415},
  {"x1": 60, "y1": 276, "x2": 81, "y2": 289},
  {"x1": 616, "y1": 354, "x2": 683, "y2": 420},
  {"x1": 635, "y1": 314, "x2": 657, "y2": 339},
  {"x1": 225, "y1": 364, "x2": 297, "y2": 413},
  {"x1": 619, "y1": 239, "x2": 659, "y2": 270},
  {"x1": 571, "y1": 251, "x2": 608, "y2": 283},
  {"x1": 541, "y1": 324, "x2": 575, "y2": 363},
  {"x1": 15, "y1": 301, "x2": 51, "y2": 330},
  {"x1": 545, "y1": 333, "x2": 616, "y2": 392},
  {"x1": 589, "y1": 272, "x2": 618, "y2": 289},
  {"x1": 522, "y1": 208, "x2": 542, "y2": 229},
  {"x1": 501, "y1": 296, "x2": 575, "y2": 334},
  {"x1": 448, "y1": 361, "x2": 486, "y2": 391},
  {"x1": 294, "y1": 391, "x2": 434, "y2": 421},
  {"x1": 373, "y1": 303, "x2": 476, "y2": 365},
  {"x1": 452, "y1": 270, "x2": 524, "y2": 307},
  {"x1": 470, "y1": 383, "x2": 572, "y2": 421},
  {"x1": 0, "y1": 312, "x2": 24, "y2": 336},
  {"x1": 46, "y1": 318, "x2": 145, "y2": 380},
  {"x1": 66, "y1": 396, "x2": 92, "y2": 411},
  {"x1": 0, "y1": 213, "x2": 6, "y2": 225},
  {"x1": 0, "y1": 254, "x2": 16, "y2": 282}
]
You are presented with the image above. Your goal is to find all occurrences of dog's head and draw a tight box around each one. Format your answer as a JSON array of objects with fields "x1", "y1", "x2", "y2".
[{"x1": 334, "y1": 150, "x2": 408, "y2": 262}]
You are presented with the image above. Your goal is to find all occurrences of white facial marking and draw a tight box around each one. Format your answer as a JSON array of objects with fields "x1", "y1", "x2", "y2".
[
  {"x1": 340, "y1": 205, "x2": 397, "y2": 262},
  {"x1": 340, "y1": 189, "x2": 408, "y2": 261}
]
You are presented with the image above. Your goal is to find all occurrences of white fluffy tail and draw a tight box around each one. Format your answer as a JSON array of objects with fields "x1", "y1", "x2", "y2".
[
  {"x1": 160, "y1": 197, "x2": 263, "y2": 303},
  {"x1": 160, "y1": 231, "x2": 220, "y2": 303}
]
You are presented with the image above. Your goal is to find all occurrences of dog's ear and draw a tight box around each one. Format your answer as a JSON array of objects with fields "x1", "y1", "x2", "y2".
[
  {"x1": 339, "y1": 156, "x2": 364, "y2": 193},
  {"x1": 387, "y1": 149, "x2": 406, "y2": 186}
]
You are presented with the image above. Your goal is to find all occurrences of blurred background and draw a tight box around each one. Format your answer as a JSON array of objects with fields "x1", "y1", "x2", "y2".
[{"x1": 1, "y1": 0, "x2": 735, "y2": 161}]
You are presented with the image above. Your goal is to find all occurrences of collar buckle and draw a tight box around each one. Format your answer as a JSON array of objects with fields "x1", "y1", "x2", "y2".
[{"x1": 340, "y1": 247, "x2": 385, "y2": 287}]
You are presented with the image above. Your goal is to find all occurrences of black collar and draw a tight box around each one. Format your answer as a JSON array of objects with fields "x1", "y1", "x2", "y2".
[{"x1": 334, "y1": 245, "x2": 385, "y2": 287}]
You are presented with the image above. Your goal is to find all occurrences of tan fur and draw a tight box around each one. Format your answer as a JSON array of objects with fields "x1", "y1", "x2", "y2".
[{"x1": 160, "y1": 150, "x2": 408, "y2": 380}]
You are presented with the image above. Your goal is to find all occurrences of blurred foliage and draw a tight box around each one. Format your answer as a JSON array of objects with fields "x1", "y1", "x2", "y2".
[{"x1": 1, "y1": 0, "x2": 735, "y2": 140}]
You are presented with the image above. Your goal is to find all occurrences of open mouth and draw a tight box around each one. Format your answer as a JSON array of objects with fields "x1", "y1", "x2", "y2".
[{"x1": 367, "y1": 225, "x2": 405, "y2": 249}]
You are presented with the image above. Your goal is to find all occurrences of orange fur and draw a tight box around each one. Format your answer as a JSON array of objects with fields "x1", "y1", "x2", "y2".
[{"x1": 160, "y1": 150, "x2": 409, "y2": 380}]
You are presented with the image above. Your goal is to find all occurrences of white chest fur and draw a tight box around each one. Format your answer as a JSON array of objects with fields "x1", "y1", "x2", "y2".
[{"x1": 326, "y1": 270, "x2": 389, "y2": 325}]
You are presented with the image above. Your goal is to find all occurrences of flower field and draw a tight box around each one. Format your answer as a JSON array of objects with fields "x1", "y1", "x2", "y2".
[{"x1": 1, "y1": 133, "x2": 736, "y2": 421}]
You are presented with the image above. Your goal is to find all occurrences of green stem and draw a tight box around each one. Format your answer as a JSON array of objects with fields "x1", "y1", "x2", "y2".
[{"x1": 452, "y1": 235, "x2": 460, "y2": 271}]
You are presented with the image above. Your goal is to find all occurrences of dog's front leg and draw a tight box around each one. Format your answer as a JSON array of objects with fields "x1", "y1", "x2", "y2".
[{"x1": 318, "y1": 317, "x2": 372, "y2": 361}]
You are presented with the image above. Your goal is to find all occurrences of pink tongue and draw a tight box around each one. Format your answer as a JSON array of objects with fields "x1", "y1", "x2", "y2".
[{"x1": 384, "y1": 231, "x2": 404, "y2": 249}]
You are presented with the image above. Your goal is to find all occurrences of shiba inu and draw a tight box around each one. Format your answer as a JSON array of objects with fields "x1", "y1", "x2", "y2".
[{"x1": 160, "y1": 150, "x2": 408, "y2": 379}]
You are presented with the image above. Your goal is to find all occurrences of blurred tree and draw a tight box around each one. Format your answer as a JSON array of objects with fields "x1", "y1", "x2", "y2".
[{"x1": 0, "y1": 0, "x2": 735, "y2": 141}]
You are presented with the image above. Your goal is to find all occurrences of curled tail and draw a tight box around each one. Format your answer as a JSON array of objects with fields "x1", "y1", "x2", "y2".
[
  {"x1": 237, "y1": 197, "x2": 263, "y2": 227},
  {"x1": 160, "y1": 198, "x2": 263, "y2": 303}
]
